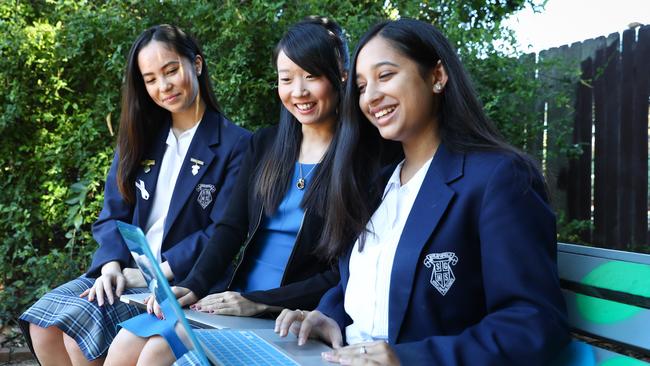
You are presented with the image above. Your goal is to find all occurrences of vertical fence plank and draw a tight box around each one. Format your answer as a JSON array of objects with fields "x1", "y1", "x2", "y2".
[
  {"x1": 619, "y1": 28, "x2": 636, "y2": 249},
  {"x1": 592, "y1": 36, "x2": 609, "y2": 247},
  {"x1": 634, "y1": 26, "x2": 650, "y2": 247},
  {"x1": 603, "y1": 33, "x2": 622, "y2": 248},
  {"x1": 544, "y1": 45, "x2": 571, "y2": 214},
  {"x1": 568, "y1": 55, "x2": 593, "y2": 243}
]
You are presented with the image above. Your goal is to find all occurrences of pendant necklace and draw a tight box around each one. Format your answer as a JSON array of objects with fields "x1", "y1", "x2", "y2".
[{"x1": 296, "y1": 163, "x2": 318, "y2": 190}]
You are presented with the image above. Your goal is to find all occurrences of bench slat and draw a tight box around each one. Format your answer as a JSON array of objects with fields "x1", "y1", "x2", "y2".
[
  {"x1": 558, "y1": 249, "x2": 650, "y2": 307},
  {"x1": 551, "y1": 340, "x2": 650, "y2": 365},
  {"x1": 558, "y1": 243, "x2": 650, "y2": 265},
  {"x1": 563, "y1": 290, "x2": 650, "y2": 352}
]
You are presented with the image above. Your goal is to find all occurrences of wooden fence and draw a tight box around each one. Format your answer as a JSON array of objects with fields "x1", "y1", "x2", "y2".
[{"x1": 538, "y1": 25, "x2": 650, "y2": 250}]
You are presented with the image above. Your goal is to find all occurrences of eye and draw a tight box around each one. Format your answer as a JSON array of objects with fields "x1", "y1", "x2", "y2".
[
  {"x1": 357, "y1": 83, "x2": 366, "y2": 94},
  {"x1": 305, "y1": 74, "x2": 316, "y2": 80},
  {"x1": 144, "y1": 78, "x2": 155, "y2": 85},
  {"x1": 279, "y1": 77, "x2": 291, "y2": 83},
  {"x1": 165, "y1": 67, "x2": 178, "y2": 75},
  {"x1": 378, "y1": 71, "x2": 394, "y2": 80}
]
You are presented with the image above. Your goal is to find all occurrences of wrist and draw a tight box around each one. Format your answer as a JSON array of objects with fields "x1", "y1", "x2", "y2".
[
  {"x1": 160, "y1": 261, "x2": 174, "y2": 281},
  {"x1": 101, "y1": 261, "x2": 121, "y2": 275}
]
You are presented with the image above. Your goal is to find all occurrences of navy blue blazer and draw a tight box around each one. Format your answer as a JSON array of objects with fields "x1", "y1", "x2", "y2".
[
  {"x1": 87, "y1": 109, "x2": 250, "y2": 282},
  {"x1": 317, "y1": 144, "x2": 570, "y2": 365}
]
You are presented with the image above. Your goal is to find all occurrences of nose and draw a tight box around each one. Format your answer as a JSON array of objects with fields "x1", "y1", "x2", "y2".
[
  {"x1": 291, "y1": 80, "x2": 308, "y2": 98},
  {"x1": 361, "y1": 82, "x2": 381, "y2": 109},
  {"x1": 160, "y1": 77, "x2": 173, "y2": 92}
]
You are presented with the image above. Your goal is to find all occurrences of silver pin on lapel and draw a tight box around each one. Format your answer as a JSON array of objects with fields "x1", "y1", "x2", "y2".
[{"x1": 190, "y1": 158, "x2": 204, "y2": 176}]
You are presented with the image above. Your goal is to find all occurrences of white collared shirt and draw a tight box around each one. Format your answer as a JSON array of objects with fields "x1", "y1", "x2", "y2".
[
  {"x1": 144, "y1": 120, "x2": 201, "y2": 262},
  {"x1": 344, "y1": 157, "x2": 433, "y2": 344}
]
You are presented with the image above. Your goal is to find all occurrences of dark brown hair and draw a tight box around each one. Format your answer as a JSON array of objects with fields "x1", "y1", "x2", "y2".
[{"x1": 116, "y1": 24, "x2": 220, "y2": 203}]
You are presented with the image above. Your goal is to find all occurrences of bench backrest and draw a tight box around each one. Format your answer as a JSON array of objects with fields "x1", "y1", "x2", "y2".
[{"x1": 555, "y1": 242, "x2": 650, "y2": 364}]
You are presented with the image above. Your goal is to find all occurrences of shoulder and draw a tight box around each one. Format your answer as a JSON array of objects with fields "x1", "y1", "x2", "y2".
[
  {"x1": 462, "y1": 149, "x2": 547, "y2": 202},
  {"x1": 247, "y1": 125, "x2": 279, "y2": 152},
  {"x1": 251, "y1": 125, "x2": 279, "y2": 143},
  {"x1": 462, "y1": 149, "x2": 539, "y2": 178},
  {"x1": 211, "y1": 110, "x2": 251, "y2": 140}
]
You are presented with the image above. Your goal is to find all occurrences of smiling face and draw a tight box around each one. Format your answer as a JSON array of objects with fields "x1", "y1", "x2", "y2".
[
  {"x1": 276, "y1": 50, "x2": 337, "y2": 128},
  {"x1": 137, "y1": 40, "x2": 202, "y2": 116},
  {"x1": 355, "y1": 36, "x2": 440, "y2": 145}
]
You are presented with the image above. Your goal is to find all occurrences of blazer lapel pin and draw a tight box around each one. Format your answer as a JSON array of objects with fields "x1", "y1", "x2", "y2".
[
  {"x1": 141, "y1": 159, "x2": 155, "y2": 173},
  {"x1": 135, "y1": 179, "x2": 150, "y2": 200},
  {"x1": 190, "y1": 158, "x2": 204, "y2": 176}
]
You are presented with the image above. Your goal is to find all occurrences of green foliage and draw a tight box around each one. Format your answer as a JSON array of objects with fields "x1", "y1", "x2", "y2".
[
  {"x1": 1, "y1": 0, "x2": 571, "y2": 327},
  {"x1": 556, "y1": 211, "x2": 592, "y2": 245}
]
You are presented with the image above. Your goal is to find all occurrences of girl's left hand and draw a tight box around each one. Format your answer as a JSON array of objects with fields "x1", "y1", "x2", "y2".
[
  {"x1": 191, "y1": 291, "x2": 270, "y2": 316},
  {"x1": 321, "y1": 341, "x2": 400, "y2": 366}
]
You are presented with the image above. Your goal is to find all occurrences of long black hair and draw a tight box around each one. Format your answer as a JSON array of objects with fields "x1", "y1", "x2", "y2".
[
  {"x1": 255, "y1": 16, "x2": 349, "y2": 217},
  {"x1": 117, "y1": 24, "x2": 220, "y2": 203},
  {"x1": 318, "y1": 18, "x2": 538, "y2": 260}
]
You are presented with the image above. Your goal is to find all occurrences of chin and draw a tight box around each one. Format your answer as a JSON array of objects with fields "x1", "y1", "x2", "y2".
[{"x1": 377, "y1": 128, "x2": 399, "y2": 141}]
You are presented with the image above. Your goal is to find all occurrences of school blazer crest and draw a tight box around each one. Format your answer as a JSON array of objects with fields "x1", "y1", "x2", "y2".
[{"x1": 317, "y1": 144, "x2": 570, "y2": 365}]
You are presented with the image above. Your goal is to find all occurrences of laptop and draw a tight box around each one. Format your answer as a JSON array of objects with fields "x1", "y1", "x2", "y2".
[{"x1": 116, "y1": 221, "x2": 331, "y2": 366}]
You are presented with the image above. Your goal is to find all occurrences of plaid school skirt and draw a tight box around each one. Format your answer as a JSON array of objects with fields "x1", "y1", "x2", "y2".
[{"x1": 19, "y1": 276, "x2": 148, "y2": 360}]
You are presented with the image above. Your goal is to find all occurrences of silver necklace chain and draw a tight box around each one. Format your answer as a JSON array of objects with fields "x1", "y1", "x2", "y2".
[{"x1": 297, "y1": 163, "x2": 318, "y2": 190}]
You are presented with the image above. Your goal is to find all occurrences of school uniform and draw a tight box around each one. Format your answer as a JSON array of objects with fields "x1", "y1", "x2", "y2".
[
  {"x1": 118, "y1": 126, "x2": 338, "y2": 354},
  {"x1": 19, "y1": 108, "x2": 250, "y2": 360},
  {"x1": 317, "y1": 144, "x2": 570, "y2": 365},
  {"x1": 177, "y1": 126, "x2": 339, "y2": 310}
]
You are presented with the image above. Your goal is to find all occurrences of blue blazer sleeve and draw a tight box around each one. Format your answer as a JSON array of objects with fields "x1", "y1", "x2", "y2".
[{"x1": 88, "y1": 153, "x2": 134, "y2": 275}]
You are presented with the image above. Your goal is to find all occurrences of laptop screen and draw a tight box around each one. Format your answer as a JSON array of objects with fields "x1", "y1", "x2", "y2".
[{"x1": 116, "y1": 220, "x2": 211, "y2": 366}]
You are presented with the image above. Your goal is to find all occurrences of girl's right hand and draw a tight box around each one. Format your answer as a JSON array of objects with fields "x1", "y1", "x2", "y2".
[
  {"x1": 274, "y1": 309, "x2": 343, "y2": 349},
  {"x1": 79, "y1": 261, "x2": 125, "y2": 306},
  {"x1": 122, "y1": 267, "x2": 147, "y2": 288}
]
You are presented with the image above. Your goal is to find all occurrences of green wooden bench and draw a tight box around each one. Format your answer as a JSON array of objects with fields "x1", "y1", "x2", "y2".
[{"x1": 551, "y1": 242, "x2": 650, "y2": 365}]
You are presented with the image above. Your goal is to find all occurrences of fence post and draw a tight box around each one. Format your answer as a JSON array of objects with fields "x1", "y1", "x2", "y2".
[{"x1": 633, "y1": 26, "x2": 650, "y2": 248}]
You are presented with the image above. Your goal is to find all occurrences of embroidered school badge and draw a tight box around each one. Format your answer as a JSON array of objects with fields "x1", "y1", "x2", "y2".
[
  {"x1": 423, "y1": 252, "x2": 458, "y2": 296},
  {"x1": 196, "y1": 184, "x2": 216, "y2": 209}
]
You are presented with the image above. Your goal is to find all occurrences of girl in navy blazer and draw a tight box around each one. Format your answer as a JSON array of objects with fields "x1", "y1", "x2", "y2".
[
  {"x1": 19, "y1": 25, "x2": 250, "y2": 365},
  {"x1": 276, "y1": 19, "x2": 570, "y2": 365}
]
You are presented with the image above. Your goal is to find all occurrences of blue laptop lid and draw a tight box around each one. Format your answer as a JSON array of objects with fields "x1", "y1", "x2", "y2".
[{"x1": 116, "y1": 220, "x2": 211, "y2": 366}]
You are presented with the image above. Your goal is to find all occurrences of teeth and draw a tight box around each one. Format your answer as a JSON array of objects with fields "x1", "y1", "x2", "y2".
[
  {"x1": 374, "y1": 106, "x2": 396, "y2": 118},
  {"x1": 296, "y1": 103, "x2": 315, "y2": 111}
]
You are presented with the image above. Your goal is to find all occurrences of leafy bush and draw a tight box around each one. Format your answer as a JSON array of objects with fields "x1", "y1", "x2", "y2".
[{"x1": 1, "y1": 0, "x2": 560, "y2": 326}]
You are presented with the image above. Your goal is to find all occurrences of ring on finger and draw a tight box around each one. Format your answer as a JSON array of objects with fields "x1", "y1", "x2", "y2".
[{"x1": 360, "y1": 345, "x2": 367, "y2": 354}]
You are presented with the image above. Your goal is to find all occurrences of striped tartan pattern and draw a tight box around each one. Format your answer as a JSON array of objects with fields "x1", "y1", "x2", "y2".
[{"x1": 19, "y1": 276, "x2": 147, "y2": 360}]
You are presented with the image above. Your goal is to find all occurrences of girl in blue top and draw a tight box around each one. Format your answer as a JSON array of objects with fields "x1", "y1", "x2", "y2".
[{"x1": 276, "y1": 19, "x2": 569, "y2": 366}]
